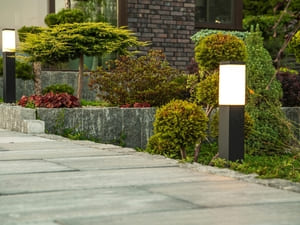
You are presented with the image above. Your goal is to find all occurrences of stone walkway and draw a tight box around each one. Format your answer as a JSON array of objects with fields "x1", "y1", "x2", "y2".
[{"x1": 0, "y1": 129, "x2": 300, "y2": 225}]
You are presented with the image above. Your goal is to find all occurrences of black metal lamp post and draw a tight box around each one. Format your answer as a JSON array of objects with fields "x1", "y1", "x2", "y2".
[
  {"x1": 218, "y1": 62, "x2": 246, "y2": 162},
  {"x1": 2, "y1": 28, "x2": 16, "y2": 103}
]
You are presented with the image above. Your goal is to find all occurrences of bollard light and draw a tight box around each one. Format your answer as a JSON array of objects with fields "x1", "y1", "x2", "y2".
[
  {"x1": 218, "y1": 62, "x2": 246, "y2": 162},
  {"x1": 2, "y1": 28, "x2": 16, "y2": 103}
]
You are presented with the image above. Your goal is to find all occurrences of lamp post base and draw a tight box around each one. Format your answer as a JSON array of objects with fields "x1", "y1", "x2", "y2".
[{"x1": 218, "y1": 105, "x2": 244, "y2": 162}]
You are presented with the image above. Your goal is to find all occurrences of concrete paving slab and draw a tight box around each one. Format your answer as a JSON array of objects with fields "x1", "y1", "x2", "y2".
[
  {"x1": 0, "y1": 142, "x2": 84, "y2": 151},
  {"x1": 0, "y1": 167, "x2": 233, "y2": 195},
  {"x1": 48, "y1": 155, "x2": 178, "y2": 170},
  {"x1": 0, "y1": 160, "x2": 75, "y2": 175},
  {"x1": 0, "y1": 136, "x2": 54, "y2": 144},
  {"x1": 57, "y1": 202, "x2": 300, "y2": 225},
  {"x1": 0, "y1": 149, "x2": 124, "y2": 161},
  {"x1": 145, "y1": 181, "x2": 300, "y2": 207},
  {"x1": 0, "y1": 187, "x2": 196, "y2": 225}
]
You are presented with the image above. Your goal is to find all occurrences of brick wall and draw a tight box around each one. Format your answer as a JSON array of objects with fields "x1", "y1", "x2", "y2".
[{"x1": 127, "y1": 0, "x2": 196, "y2": 71}]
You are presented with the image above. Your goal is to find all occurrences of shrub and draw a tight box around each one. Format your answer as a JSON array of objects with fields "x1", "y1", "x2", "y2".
[
  {"x1": 42, "y1": 84, "x2": 74, "y2": 95},
  {"x1": 18, "y1": 92, "x2": 80, "y2": 108},
  {"x1": 44, "y1": 9, "x2": 85, "y2": 27},
  {"x1": 245, "y1": 27, "x2": 296, "y2": 155},
  {"x1": 277, "y1": 71, "x2": 300, "y2": 107},
  {"x1": 89, "y1": 50, "x2": 188, "y2": 106},
  {"x1": 191, "y1": 29, "x2": 248, "y2": 46},
  {"x1": 195, "y1": 33, "x2": 247, "y2": 72},
  {"x1": 194, "y1": 71, "x2": 219, "y2": 115},
  {"x1": 0, "y1": 57, "x2": 34, "y2": 80},
  {"x1": 147, "y1": 100, "x2": 208, "y2": 160}
]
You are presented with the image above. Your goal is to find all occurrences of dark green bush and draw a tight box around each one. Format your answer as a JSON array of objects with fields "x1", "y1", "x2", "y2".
[
  {"x1": 0, "y1": 57, "x2": 34, "y2": 80},
  {"x1": 42, "y1": 84, "x2": 74, "y2": 95},
  {"x1": 44, "y1": 9, "x2": 85, "y2": 26},
  {"x1": 195, "y1": 33, "x2": 247, "y2": 72},
  {"x1": 89, "y1": 50, "x2": 188, "y2": 106},
  {"x1": 147, "y1": 100, "x2": 208, "y2": 160}
]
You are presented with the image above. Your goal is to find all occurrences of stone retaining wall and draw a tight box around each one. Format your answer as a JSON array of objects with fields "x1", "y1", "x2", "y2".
[
  {"x1": 36, "y1": 107, "x2": 156, "y2": 149},
  {"x1": 0, "y1": 104, "x2": 44, "y2": 134},
  {"x1": 1, "y1": 105, "x2": 300, "y2": 149}
]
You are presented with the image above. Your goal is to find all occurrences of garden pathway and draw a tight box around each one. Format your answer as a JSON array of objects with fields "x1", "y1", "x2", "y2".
[{"x1": 0, "y1": 129, "x2": 300, "y2": 225}]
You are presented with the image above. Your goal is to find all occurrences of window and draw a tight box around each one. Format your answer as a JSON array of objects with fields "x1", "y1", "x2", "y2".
[{"x1": 195, "y1": 0, "x2": 242, "y2": 30}]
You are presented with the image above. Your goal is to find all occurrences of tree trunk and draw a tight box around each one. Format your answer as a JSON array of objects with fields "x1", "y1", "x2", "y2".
[
  {"x1": 76, "y1": 54, "x2": 84, "y2": 99},
  {"x1": 193, "y1": 138, "x2": 202, "y2": 162},
  {"x1": 33, "y1": 62, "x2": 42, "y2": 95},
  {"x1": 65, "y1": 0, "x2": 71, "y2": 9},
  {"x1": 180, "y1": 147, "x2": 187, "y2": 160}
]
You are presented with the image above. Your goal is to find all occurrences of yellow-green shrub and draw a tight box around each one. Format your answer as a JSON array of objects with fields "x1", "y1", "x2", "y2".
[
  {"x1": 195, "y1": 33, "x2": 247, "y2": 72},
  {"x1": 147, "y1": 100, "x2": 208, "y2": 160}
]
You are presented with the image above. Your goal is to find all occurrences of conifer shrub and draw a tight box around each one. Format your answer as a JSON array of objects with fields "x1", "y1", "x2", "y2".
[
  {"x1": 89, "y1": 50, "x2": 188, "y2": 106},
  {"x1": 195, "y1": 33, "x2": 247, "y2": 72},
  {"x1": 42, "y1": 84, "x2": 74, "y2": 95},
  {"x1": 245, "y1": 27, "x2": 297, "y2": 155},
  {"x1": 147, "y1": 100, "x2": 208, "y2": 160}
]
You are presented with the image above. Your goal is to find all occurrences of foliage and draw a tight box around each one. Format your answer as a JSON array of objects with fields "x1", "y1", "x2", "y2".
[
  {"x1": 147, "y1": 100, "x2": 208, "y2": 160},
  {"x1": 243, "y1": 14, "x2": 291, "y2": 59},
  {"x1": 44, "y1": 9, "x2": 85, "y2": 26},
  {"x1": 18, "y1": 26, "x2": 43, "y2": 42},
  {"x1": 191, "y1": 29, "x2": 248, "y2": 45},
  {"x1": 245, "y1": 27, "x2": 297, "y2": 155},
  {"x1": 277, "y1": 71, "x2": 300, "y2": 107},
  {"x1": 74, "y1": 0, "x2": 111, "y2": 23},
  {"x1": 18, "y1": 21, "x2": 147, "y2": 99},
  {"x1": 195, "y1": 33, "x2": 247, "y2": 72},
  {"x1": 290, "y1": 30, "x2": 300, "y2": 63},
  {"x1": 42, "y1": 84, "x2": 74, "y2": 95},
  {"x1": 80, "y1": 99, "x2": 111, "y2": 107},
  {"x1": 0, "y1": 57, "x2": 34, "y2": 80},
  {"x1": 19, "y1": 22, "x2": 145, "y2": 64},
  {"x1": 279, "y1": 67, "x2": 299, "y2": 75},
  {"x1": 18, "y1": 93, "x2": 81, "y2": 108},
  {"x1": 194, "y1": 71, "x2": 219, "y2": 115},
  {"x1": 89, "y1": 50, "x2": 188, "y2": 106},
  {"x1": 243, "y1": 0, "x2": 300, "y2": 68}
]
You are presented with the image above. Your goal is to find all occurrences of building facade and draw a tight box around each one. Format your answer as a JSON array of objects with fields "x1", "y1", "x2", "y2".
[{"x1": 1, "y1": 0, "x2": 243, "y2": 71}]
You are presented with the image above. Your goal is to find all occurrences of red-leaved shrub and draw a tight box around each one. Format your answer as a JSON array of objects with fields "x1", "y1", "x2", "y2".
[{"x1": 18, "y1": 92, "x2": 81, "y2": 108}]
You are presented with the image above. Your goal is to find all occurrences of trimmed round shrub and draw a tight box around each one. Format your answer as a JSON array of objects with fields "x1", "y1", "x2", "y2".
[
  {"x1": 42, "y1": 84, "x2": 74, "y2": 95},
  {"x1": 195, "y1": 33, "x2": 247, "y2": 72},
  {"x1": 147, "y1": 100, "x2": 208, "y2": 159}
]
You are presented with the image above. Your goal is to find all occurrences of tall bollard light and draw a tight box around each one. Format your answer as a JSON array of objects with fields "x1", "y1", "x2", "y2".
[
  {"x1": 218, "y1": 62, "x2": 246, "y2": 162},
  {"x1": 2, "y1": 28, "x2": 16, "y2": 103}
]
